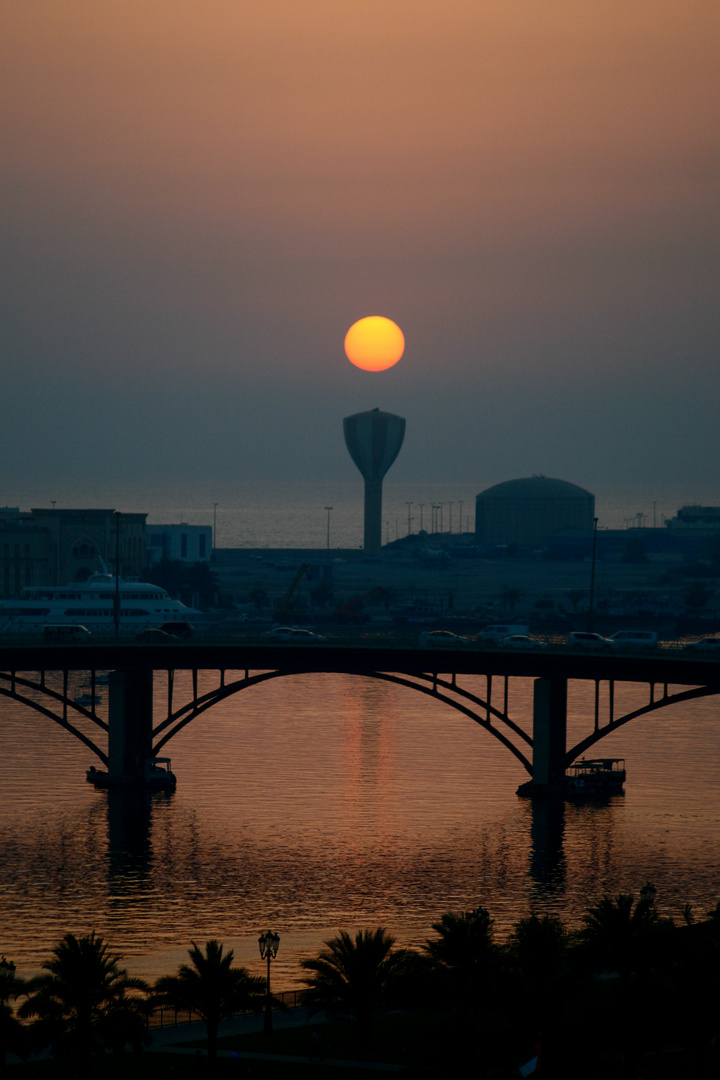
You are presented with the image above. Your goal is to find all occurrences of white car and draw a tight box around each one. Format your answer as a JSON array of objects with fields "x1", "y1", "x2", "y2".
[
  {"x1": 683, "y1": 637, "x2": 720, "y2": 653},
  {"x1": 419, "y1": 630, "x2": 471, "y2": 648},
  {"x1": 264, "y1": 626, "x2": 326, "y2": 643},
  {"x1": 502, "y1": 635, "x2": 546, "y2": 650},
  {"x1": 568, "y1": 632, "x2": 613, "y2": 649},
  {"x1": 609, "y1": 630, "x2": 658, "y2": 649}
]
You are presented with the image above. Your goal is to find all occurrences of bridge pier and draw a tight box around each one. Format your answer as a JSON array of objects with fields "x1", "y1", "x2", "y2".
[
  {"x1": 518, "y1": 677, "x2": 567, "y2": 796},
  {"x1": 108, "y1": 670, "x2": 154, "y2": 783}
]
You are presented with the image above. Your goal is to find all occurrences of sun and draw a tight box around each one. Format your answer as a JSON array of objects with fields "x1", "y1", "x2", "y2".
[{"x1": 344, "y1": 316, "x2": 405, "y2": 371}]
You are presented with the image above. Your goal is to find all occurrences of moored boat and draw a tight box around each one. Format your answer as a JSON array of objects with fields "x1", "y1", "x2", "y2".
[
  {"x1": 566, "y1": 757, "x2": 625, "y2": 796},
  {"x1": 86, "y1": 757, "x2": 177, "y2": 792}
]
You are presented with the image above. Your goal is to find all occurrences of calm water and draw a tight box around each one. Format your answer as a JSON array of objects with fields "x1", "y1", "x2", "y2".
[
  {"x1": 2, "y1": 669, "x2": 719, "y2": 989},
  {"x1": 1, "y1": 479, "x2": 719, "y2": 987}
]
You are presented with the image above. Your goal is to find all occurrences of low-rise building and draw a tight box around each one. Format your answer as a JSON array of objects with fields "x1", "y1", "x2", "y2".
[
  {"x1": 146, "y1": 523, "x2": 212, "y2": 565},
  {"x1": 0, "y1": 507, "x2": 147, "y2": 595}
]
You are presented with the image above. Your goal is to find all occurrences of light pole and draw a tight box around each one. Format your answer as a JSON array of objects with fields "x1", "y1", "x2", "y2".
[
  {"x1": 448, "y1": 501, "x2": 454, "y2": 534},
  {"x1": 114, "y1": 512, "x2": 121, "y2": 639},
  {"x1": 419, "y1": 503, "x2": 424, "y2": 531},
  {"x1": 258, "y1": 930, "x2": 280, "y2": 1034},
  {"x1": 458, "y1": 500, "x2": 463, "y2": 534},
  {"x1": 587, "y1": 516, "x2": 599, "y2": 633},
  {"x1": 325, "y1": 506, "x2": 333, "y2": 550},
  {"x1": 406, "y1": 501, "x2": 413, "y2": 536},
  {"x1": 213, "y1": 502, "x2": 218, "y2": 552}
]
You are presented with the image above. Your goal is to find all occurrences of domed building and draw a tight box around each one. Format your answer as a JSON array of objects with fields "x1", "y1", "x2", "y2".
[{"x1": 475, "y1": 476, "x2": 595, "y2": 548}]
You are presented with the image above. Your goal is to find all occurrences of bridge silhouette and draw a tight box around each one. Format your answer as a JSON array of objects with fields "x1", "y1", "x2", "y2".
[{"x1": 1, "y1": 639, "x2": 718, "y2": 794}]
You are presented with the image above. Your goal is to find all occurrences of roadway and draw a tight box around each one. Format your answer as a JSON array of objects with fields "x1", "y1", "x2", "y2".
[{"x1": 0, "y1": 636, "x2": 719, "y2": 688}]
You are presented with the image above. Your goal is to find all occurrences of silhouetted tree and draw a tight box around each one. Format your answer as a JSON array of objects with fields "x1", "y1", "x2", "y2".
[
  {"x1": 144, "y1": 559, "x2": 218, "y2": 608},
  {"x1": 153, "y1": 941, "x2": 263, "y2": 1058},
  {"x1": 423, "y1": 907, "x2": 496, "y2": 1015},
  {"x1": 300, "y1": 928, "x2": 408, "y2": 1045},
  {"x1": 499, "y1": 586, "x2": 525, "y2": 613},
  {"x1": 0, "y1": 957, "x2": 26, "y2": 1071},
  {"x1": 310, "y1": 582, "x2": 334, "y2": 609},
  {"x1": 683, "y1": 580, "x2": 715, "y2": 613},
  {"x1": 153, "y1": 940, "x2": 263, "y2": 1062},
  {"x1": 576, "y1": 887, "x2": 667, "y2": 983},
  {"x1": 248, "y1": 586, "x2": 269, "y2": 610},
  {"x1": 19, "y1": 933, "x2": 149, "y2": 1074}
]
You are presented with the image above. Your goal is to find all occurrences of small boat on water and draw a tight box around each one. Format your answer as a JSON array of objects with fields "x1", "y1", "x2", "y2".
[
  {"x1": 566, "y1": 757, "x2": 625, "y2": 796},
  {"x1": 86, "y1": 757, "x2": 177, "y2": 792},
  {"x1": 74, "y1": 693, "x2": 101, "y2": 706}
]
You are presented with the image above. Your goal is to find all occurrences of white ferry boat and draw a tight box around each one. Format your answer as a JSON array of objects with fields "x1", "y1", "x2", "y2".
[{"x1": 0, "y1": 572, "x2": 200, "y2": 634}]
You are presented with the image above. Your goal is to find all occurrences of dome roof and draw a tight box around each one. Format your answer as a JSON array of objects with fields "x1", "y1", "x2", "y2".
[{"x1": 477, "y1": 476, "x2": 593, "y2": 501}]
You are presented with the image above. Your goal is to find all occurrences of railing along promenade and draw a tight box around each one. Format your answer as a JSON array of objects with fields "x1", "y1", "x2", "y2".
[{"x1": 1, "y1": 631, "x2": 718, "y2": 793}]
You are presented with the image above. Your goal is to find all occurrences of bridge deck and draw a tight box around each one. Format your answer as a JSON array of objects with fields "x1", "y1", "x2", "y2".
[{"x1": 0, "y1": 640, "x2": 718, "y2": 687}]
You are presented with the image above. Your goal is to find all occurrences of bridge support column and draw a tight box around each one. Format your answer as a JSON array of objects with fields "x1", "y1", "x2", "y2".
[
  {"x1": 108, "y1": 670, "x2": 154, "y2": 783},
  {"x1": 527, "y1": 677, "x2": 567, "y2": 795}
]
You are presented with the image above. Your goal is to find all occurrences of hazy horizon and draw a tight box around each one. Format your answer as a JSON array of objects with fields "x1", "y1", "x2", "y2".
[{"x1": 2, "y1": 2, "x2": 718, "y2": 499}]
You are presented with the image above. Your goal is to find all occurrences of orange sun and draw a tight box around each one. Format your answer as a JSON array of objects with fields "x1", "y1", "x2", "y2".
[{"x1": 344, "y1": 316, "x2": 405, "y2": 371}]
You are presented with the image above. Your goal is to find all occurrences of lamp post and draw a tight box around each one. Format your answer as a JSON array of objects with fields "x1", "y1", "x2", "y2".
[
  {"x1": 258, "y1": 930, "x2": 280, "y2": 1034},
  {"x1": 406, "y1": 501, "x2": 413, "y2": 536},
  {"x1": 587, "y1": 516, "x2": 599, "y2": 633},
  {"x1": 213, "y1": 502, "x2": 218, "y2": 552},
  {"x1": 325, "y1": 507, "x2": 333, "y2": 551},
  {"x1": 418, "y1": 503, "x2": 424, "y2": 531},
  {"x1": 114, "y1": 512, "x2": 121, "y2": 639},
  {"x1": 458, "y1": 500, "x2": 463, "y2": 534}
]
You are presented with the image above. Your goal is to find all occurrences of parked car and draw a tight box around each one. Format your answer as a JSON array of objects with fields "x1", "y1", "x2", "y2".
[
  {"x1": 160, "y1": 621, "x2": 194, "y2": 638},
  {"x1": 502, "y1": 635, "x2": 546, "y2": 650},
  {"x1": 419, "y1": 630, "x2": 471, "y2": 647},
  {"x1": 609, "y1": 630, "x2": 658, "y2": 649},
  {"x1": 264, "y1": 626, "x2": 326, "y2": 642},
  {"x1": 136, "y1": 628, "x2": 174, "y2": 643},
  {"x1": 568, "y1": 632, "x2": 613, "y2": 649},
  {"x1": 683, "y1": 637, "x2": 720, "y2": 653},
  {"x1": 44, "y1": 624, "x2": 92, "y2": 642},
  {"x1": 478, "y1": 623, "x2": 529, "y2": 642}
]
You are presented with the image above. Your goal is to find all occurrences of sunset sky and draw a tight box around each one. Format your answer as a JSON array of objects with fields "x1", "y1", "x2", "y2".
[{"x1": 2, "y1": 1, "x2": 718, "y2": 504}]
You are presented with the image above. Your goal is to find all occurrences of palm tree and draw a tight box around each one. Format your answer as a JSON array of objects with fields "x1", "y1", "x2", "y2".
[
  {"x1": 18, "y1": 932, "x2": 149, "y2": 1073},
  {"x1": 423, "y1": 907, "x2": 496, "y2": 1014},
  {"x1": 0, "y1": 957, "x2": 26, "y2": 1071},
  {"x1": 509, "y1": 913, "x2": 568, "y2": 989},
  {"x1": 576, "y1": 888, "x2": 665, "y2": 982},
  {"x1": 499, "y1": 585, "x2": 525, "y2": 613},
  {"x1": 300, "y1": 928, "x2": 407, "y2": 1045},
  {"x1": 153, "y1": 940, "x2": 264, "y2": 1062}
]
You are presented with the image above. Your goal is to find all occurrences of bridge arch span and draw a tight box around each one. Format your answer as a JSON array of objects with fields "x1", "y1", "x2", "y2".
[
  {"x1": 567, "y1": 683, "x2": 720, "y2": 764},
  {"x1": 152, "y1": 668, "x2": 534, "y2": 774},
  {"x1": 0, "y1": 674, "x2": 108, "y2": 765}
]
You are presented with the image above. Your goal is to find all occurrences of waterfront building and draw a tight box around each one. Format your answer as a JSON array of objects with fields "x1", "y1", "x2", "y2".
[
  {"x1": 475, "y1": 475, "x2": 595, "y2": 548},
  {"x1": 0, "y1": 507, "x2": 146, "y2": 595},
  {"x1": 146, "y1": 523, "x2": 212, "y2": 565}
]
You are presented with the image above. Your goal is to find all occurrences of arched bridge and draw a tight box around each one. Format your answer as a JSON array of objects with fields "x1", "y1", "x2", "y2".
[{"x1": 1, "y1": 640, "x2": 718, "y2": 793}]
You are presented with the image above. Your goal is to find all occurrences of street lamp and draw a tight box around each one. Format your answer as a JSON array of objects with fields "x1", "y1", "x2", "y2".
[
  {"x1": 258, "y1": 930, "x2": 280, "y2": 1034},
  {"x1": 325, "y1": 507, "x2": 333, "y2": 551},
  {"x1": 587, "y1": 517, "x2": 599, "y2": 633},
  {"x1": 114, "y1": 512, "x2": 121, "y2": 639},
  {"x1": 213, "y1": 502, "x2": 218, "y2": 552},
  {"x1": 406, "y1": 501, "x2": 413, "y2": 536},
  {"x1": 418, "y1": 503, "x2": 424, "y2": 531}
]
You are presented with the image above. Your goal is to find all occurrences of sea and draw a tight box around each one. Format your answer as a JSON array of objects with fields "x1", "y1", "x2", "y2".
[{"x1": 1, "y1": 479, "x2": 719, "y2": 991}]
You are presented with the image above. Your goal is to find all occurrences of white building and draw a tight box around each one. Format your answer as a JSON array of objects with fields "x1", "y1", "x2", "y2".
[{"x1": 146, "y1": 523, "x2": 212, "y2": 565}]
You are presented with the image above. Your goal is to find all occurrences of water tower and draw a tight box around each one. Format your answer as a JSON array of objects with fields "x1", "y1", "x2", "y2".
[{"x1": 343, "y1": 408, "x2": 406, "y2": 553}]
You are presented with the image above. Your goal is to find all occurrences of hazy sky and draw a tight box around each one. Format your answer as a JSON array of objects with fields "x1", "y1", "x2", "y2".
[{"x1": 2, "y1": 1, "x2": 718, "y2": 504}]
